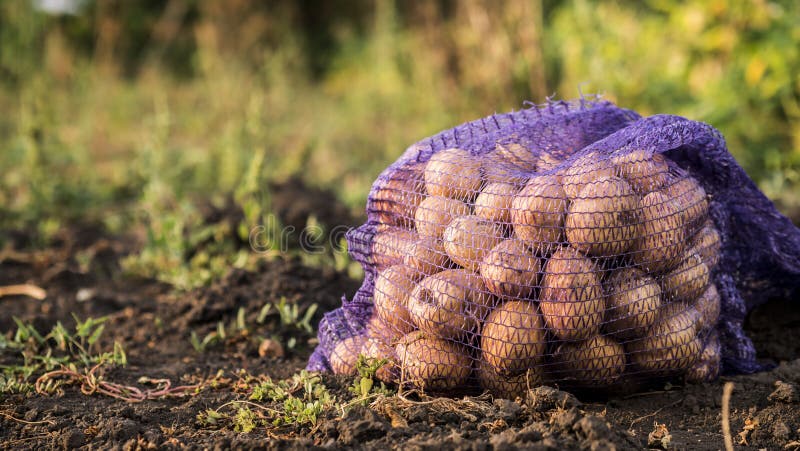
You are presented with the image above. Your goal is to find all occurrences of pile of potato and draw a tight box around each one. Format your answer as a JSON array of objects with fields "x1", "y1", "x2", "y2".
[{"x1": 330, "y1": 144, "x2": 722, "y2": 397}]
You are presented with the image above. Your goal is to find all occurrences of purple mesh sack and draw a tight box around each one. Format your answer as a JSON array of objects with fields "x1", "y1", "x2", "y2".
[{"x1": 308, "y1": 98, "x2": 800, "y2": 396}]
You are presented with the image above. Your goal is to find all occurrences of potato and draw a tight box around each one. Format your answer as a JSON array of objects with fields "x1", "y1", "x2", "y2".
[
  {"x1": 660, "y1": 251, "x2": 709, "y2": 303},
  {"x1": 408, "y1": 269, "x2": 494, "y2": 340},
  {"x1": 415, "y1": 196, "x2": 470, "y2": 240},
  {"x1": 479, "y1": 239, "x2": 541, "y2": 299},
  {"x1": 689, "y1": 221, "x2": 721, "y2": 270},
  {"x1": 631, "y1": 191, "x2": 686, "y2": 274},
  {"x1": 483, "y1": 149, "x2": 530, "y2": 186},
  {"x1": 364, "y1": 314, "x2": 404, "y2": 342},
  {"x1": 369, "y1": 161, "x2": 426, "y2": 227},
  {"x1": 565, "y1": 176, "x2": 639, "y2": 257},
  {"x1": 562, "y1": 152, "x2": 617, "y2": 199},
  {"x1": 374, "y1": 265, "x2": 423, "y2": 336},
  {"x1": 627, "y1": 302, "x2": 702, "y2": 374},
  {"x1": 443, "y1": 215, "x2": 503, "y2": 271},
  {"x1": 510, "y1": 175, "x2": 568, "y2": 254},
  {"x1": 424, "y1": 148, "x2": 482, "y2": 200},
  {"x1": 693, "y1": 284, "x2": 720, "y2": 332},
  {"x1": 536, "y1": 151, "x2": 566, "y2": 172},
  {"x1": 612, "y1": 149, "x2": 670, "y2": 195},
  {"x1": 362, "y1": 337, "x2": 399, "y2": 383},
  {"x1": 395, "y1": 331, "x2": 471, "y2": 391},
  {"x1": 664, "y1": 176, "x2": 708, "y2": 234},
  {"x1": 540, "y1": 247, "x2": 605, "y2": 341},
  {"x1": 481, "y1": 300, "x2": 546, "y2": 376},
  {"x1": 494, "y1": 142, "x2": 538, "y2": 171},
  {"x1": 476, "y1": 359, "x2": 542, "y2": 400},
  {"x1": 404, "y1": 237, "x2": 450, "y2": 276},
  {"x1": 603, "y1": 267, "x2": 663, "y2": 340},
  {"x1": 330, "y1": 335, "x2": 368, "y2": 375},
  {"x1": 372, "y1": 226, "x2": 417, "y2": 270},
  {"x1": 685, "y1": 332, "x2": 721, "y2": 383},
  {"x1": 554, "y1": 335, "x2": 626, "y2": 386},
  {"x1": 474, "y1": 182, "x2": 519, "y2": 225}
]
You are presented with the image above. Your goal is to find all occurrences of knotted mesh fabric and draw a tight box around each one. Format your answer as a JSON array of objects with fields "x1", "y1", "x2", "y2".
[{"x1": 307, "y1": 98, "x2": 800, "y2": 396}]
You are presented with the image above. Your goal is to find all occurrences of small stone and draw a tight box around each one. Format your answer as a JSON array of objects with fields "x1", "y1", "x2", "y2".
[
  {"x1": 258, "y1": 338, "x2": 285, "y2": 358},
  {"x1": 768, "y1": 381, "x2": 799, "y2": 404}
]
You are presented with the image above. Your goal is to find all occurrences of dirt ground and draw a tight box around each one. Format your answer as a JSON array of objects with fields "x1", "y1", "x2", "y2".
[{"x1": 1, "y1": 202, "x2": 799, "y2": 449}]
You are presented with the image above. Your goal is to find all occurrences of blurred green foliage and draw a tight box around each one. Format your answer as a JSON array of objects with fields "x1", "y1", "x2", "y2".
[{"x1": 0, "y1": 0, "x2": 798, "y2": 286}]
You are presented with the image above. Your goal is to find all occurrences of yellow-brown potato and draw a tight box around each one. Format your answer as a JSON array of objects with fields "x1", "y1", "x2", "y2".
[
  {"x1": 603, "y1": 267, "x2": 663, "y2": 340},
  {"x1": 612, "y1": 149, "x2": 671, "y2": 195},
  {"x1": 414, "y1": 196, "x2": 471, "y2": 240},
  {"x1": 330, "y1": 335, "x2": 368, "y2": 375},
  {"x1": 565, "y1": 176, "x2": 639, "y2": 257},
  {"x1": 372, "y1": 226, "x2": 417, "y2": 270},
  {"x1": 540, "y1": 247, "x2": 605, "y2": 341},
  {"x1": 536, "y1": 151, "x2": 566, "y2": 172},
  {"x1": 369, "y1": 161, "x2": 426, "y2": 227},
  {"x1": 395, "y1": 331, "x2": 472, "y2": 391},
  {"x1": 627, "y1": 302, "x2": 702, "y2": 374},
  {"x1": 424, "y1": 148, "x2": 482, "y2": 200},
  {"x1": 408, "y1": 269, "x2": 494, "y2": 340},
  {"x1": 374, "y1": 265, "x2": 423, "y2": 336},
  {"x1": 481, "y1": 300, "x2": 546, "y2": 376},
  {"x1": 364, "y1": 314, "x2": 404, "y2": 343},
  {"x1": 689, "y1": 221, "x2": 722, "y2": 270},
  {"x1": 483, "y1": 149, "x2": 530, "y2": 186},
  {"x1": 476, "y1": 359, "x2": 542, "y2": 400},
  {"x1": 495, "y1": 142, "x2": 538, "y2": 171},
  {"x1": 474, "y1": 182, "x2": 519, "y2": 225},
  {"x1": 404, "y1": 237, "x2": 450, "y2": 276},
  {"x1": 660, "y1": 251, "x2": 710, "y2": 303},
  {"x1": 664, "y1": 176, "x2": 708, "y2": 234},
  {"x1": 510, "y1": 175, "x2": 568, "y2": 254},
  {"x1": 443, "y1": 215, "x2": 503, "y2": 271},
  {"x1": 631, "y1": 191, "x2": 687, "y2": 274},
  {"x1": 362, "y1": 337, "x2": 399, "y2": 383},
  {"x1": 554, "y1": 335, "x2": 626, "y2": 386},
  {"x1": 693, "y1": 284, "x2": 721, "y2": 332},
  {"x1": 685, "y1": 332, "x2": 721, "y2": 383},
  {"x1": 562, "y1": 153, "x2": 617, "y2": 199},
  {"x1": 479, "y1": 239, "x2": 541, "y2": 299}
]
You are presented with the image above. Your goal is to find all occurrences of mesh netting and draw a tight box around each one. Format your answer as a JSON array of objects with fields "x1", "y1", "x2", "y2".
[{"x1": 307, "y1": 98, "x2": 800, "y2": 397}]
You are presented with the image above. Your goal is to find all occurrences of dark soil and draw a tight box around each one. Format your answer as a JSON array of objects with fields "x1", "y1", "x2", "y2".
[{"x1": 1, "y1": 221, "x2": 799, "y2": 450}]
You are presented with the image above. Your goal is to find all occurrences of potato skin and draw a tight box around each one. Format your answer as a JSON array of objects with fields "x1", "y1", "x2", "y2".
[
  {"x1": 536, "y1": 151, "x2": 566, "y2": 172},
  {"x1": 612, "y1": 150, "x2": 670, "y2": 195},
  {"x1": 424, "y1": 148, "x2": 482, "y2": 200},
  {"x1": 395, "y1": 331, "x2": 472, "y2": 391},
  {"x1": 330, "y1": 335, "x2": 368, "y2": 375},
  {"x1": 476, "y1": 359, "x2": 541, "y2": 399},
  {"x1": 372, "y1": 226, "x2": 417, "y2": 270},
  {"x1": 554, "y1": 335, "x2": 627, "y2": 386},
  {"x1": 443, "y1": 215, "x2": 503, "y2": 271},
  {"x1": 689, "y1": 221, "x2": 722, "y2": 270},
  {"x1": 565, "y1": 176, "x2": 639, "y2": 257},
  {"x1": 511, "y1": 175, "x2": 568, "y2": 254},
  {"x1": 374, "y1": 265, "x2": 424, "y2": 336},
  {"x1": 415, "y1": 196, "x2": 471, "y2": 240},
  {"x1": 685, "y1": 331, "x2": 721, "y2": 383},
  {"x1": 404, "y1": 237, "x2": 450, "y2": 276},
  {"x1": 369, "y1": 161, "x2": 426, "y2": 228},
  {"x1": 539, "y1": 247, "x2": 605, "y2": 341},
  {"x1": 479, "y1": 239, "x2": 541, "y2": 299},
  {"x1": 603, "y1": 267, "x2": 662, "y2": 340},
  {"x1": 693, "y1": 284, "x2": 721, "y2": 332},
  {"x1": 631, "y1": 191, "x2": 687, "y2": 274},
  {"x1": 660, "y1": 251, "x2": 710, "y2": 303},
  {"x1": 494, "y1": 142, "x2": 538, "y2": 171},
  {"x1": 562, "y1": 153, "x2": 617, "y2": 199},
  {"x1": 664, "y1": 176, "x2": 708, "y2": 235},
  {"x1": 627, "y1": 302, "x2": 702, "y2": 374},
  {"x1": 408, "y1": 269, "x2": 493, "y2": 340},
  {"x1": 474, "y1": 182, "x2": 519, "y2": 225},
  {"x1": 481, "y1": 300, "x2": 546, "y2": 376}
]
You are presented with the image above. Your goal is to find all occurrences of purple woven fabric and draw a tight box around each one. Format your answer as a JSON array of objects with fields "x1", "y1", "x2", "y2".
[{"x1": 307, "y1": 99, "x2": 800, "y2": 377}]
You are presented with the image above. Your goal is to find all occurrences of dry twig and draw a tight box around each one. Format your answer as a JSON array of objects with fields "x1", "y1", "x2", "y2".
[
  {"x1": 722, "y1": 382, "x2": 734, "y2": 451},
  {"x1": 0, "y1": 284, "x2": 46, "y2": 300}
]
